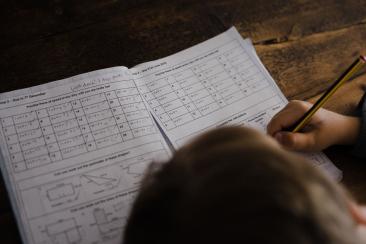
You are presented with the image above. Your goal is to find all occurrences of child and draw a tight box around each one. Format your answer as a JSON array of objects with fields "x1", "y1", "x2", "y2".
[
  {"x1": 123, "y1": 125, "x2": 366, "y2": 243},
  {"x1": 267, "y1": 99, "x2": 365, "y2": 157}
]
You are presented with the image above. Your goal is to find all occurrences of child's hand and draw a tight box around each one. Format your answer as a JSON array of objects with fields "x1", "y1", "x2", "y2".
[{"x1": 267, "y1": 100, "x2": 361, "y2": 152}]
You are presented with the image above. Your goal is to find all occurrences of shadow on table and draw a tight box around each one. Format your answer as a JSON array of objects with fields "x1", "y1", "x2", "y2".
[{"x1": 325, "y1": 145, "x2": 366, "y2": 203}]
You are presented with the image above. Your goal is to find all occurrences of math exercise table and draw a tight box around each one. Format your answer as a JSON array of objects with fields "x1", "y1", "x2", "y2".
[{"x1": 1, "y1": 1, "x2": 366, "y2": 243}]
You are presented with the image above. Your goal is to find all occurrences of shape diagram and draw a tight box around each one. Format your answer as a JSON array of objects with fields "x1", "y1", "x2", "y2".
[
  {"x1": 93, "y1": 208, "x2": 125, "y2": 238},
  {"x1": 41, "y1": 179, "x2": 81, "y2": 208},
  {"x1": 46, "y1": 183, "x2": 76, "y2": 201},
  {"x1": 82, "y1": 174, "x2": 118, "y2": 186},
  {"x1": 81, "y1": 173, "x2": 120, "y2": 193},
  {"x1": 80, "y1": 165, "x2": 123, "y2": 195},
  {"x1": 124, "y1": 161, "x2": 149, "y2": 177},
  {"x1": 45, "y1": 218, "x2": 82, "y2": 244}
]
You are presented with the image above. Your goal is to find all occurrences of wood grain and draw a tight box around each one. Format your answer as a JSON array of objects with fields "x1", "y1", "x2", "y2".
[
  {"x1": 2, "y1": 0, "x2": 366, "y2": 96},
  {"x1": 3, "y1": 0, "x2": 366, "y2": 47},
  {"x1": 0, "y1": 2, "x2": 220, "y2": 93},
  {"x1": 256, "y1": 23, "x2": 366, "y2": 100},
  {"x1": 1, "y1": 0, "x2": 366, "y2": 243},
  {"x1": 209, "y1": 0, "x2": 366, "y2": 43}
]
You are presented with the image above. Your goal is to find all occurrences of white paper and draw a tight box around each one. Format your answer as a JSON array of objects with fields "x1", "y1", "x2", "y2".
[
  {"x1": 0, "y1": 67, "x2": 171, "y2": 244},
  {"x1": 132, "y1": 27, "x2": 342, "y2": 180},
  {"x1": 0, "y1": 27, "x2": 342, "y2": 244}
]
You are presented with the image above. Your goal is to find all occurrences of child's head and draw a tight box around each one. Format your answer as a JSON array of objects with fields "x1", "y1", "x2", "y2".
[{"x1": 124, "y1": 127, "x2": 366, "y2": 244}]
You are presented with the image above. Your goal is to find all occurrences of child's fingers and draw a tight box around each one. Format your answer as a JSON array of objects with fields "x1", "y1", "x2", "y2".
[
  {"x1": 348, "y1": 202, "x2": 366, "y2": 225},
  {"x1": 274, "y1": 131, "x2": 316, "y2": 151},
  {"x1": 267, "y1": 101, "x2": 312, "y2": 136}
]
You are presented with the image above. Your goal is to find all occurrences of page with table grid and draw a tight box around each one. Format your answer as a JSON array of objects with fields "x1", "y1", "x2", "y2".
[
  {"x1": 0, "y1": 67, "x2": 171, "y2": 244},
  {"x1": 132, "y1": 27, "x2": 342, "y2": 180}
]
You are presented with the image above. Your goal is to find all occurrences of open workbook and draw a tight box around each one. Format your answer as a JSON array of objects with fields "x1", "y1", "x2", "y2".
[{"x1": 0, "y1": 27, "x2": 341, "y2": 244}]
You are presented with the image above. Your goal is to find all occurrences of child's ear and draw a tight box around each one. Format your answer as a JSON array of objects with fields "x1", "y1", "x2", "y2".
[{"x1": 349, "y1": 201, "x2": 366, "y2": 225}]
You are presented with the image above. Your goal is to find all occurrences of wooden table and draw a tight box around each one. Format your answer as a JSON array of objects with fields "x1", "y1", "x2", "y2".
[{"x1": 1, "y1": 1, "x2": 366, "y2": 243}]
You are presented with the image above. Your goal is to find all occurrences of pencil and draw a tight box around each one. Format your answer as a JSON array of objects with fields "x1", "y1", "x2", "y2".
[{"x1": 291, "y1": 55, "x2": 366, "y2": 133}]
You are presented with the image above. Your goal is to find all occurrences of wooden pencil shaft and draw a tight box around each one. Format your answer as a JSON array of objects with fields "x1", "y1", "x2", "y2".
[{"x1": 291, "y1": 57, "x2": 365, "y2": 133}]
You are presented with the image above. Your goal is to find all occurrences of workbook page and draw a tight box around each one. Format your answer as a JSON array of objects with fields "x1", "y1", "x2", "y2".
[
  {"x1": 132, "y1": 27, "x2": 341, "y2": 180},
  {"x1": 0, "y1": 67, "x2": 171, "y2": 244}
]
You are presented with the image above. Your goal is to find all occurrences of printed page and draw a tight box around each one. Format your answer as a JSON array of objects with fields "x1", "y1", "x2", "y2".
[
  {"x1": 0, "y1": 67, "x2": 171, "y2": 244},
  {"x1": 132, "y1": 27, "x2": 341, "y2": 180}
]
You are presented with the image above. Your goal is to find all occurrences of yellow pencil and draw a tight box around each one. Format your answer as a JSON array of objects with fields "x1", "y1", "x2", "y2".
[{"x1": 291, "y1": 55, "x2": 366, "y2": 133}]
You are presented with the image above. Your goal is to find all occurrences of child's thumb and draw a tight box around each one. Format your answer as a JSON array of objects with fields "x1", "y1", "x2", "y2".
[{"x1": 274, "y1": 131, "x2": 314, "y2": 151}]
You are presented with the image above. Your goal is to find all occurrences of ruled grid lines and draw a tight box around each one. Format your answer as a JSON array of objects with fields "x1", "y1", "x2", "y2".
[{"x1": 1, "y1": 82, "x2": 157, "y2": 173}]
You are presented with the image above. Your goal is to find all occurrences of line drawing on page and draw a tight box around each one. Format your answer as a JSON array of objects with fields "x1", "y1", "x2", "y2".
[{"x1": 43, "y1": 218, "x2": 82, "y2": 244}]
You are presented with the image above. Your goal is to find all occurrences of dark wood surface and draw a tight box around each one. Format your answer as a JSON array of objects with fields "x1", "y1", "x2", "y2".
[{"x1": 1, "y1": 1, "x2": 366, "y2": 243}]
